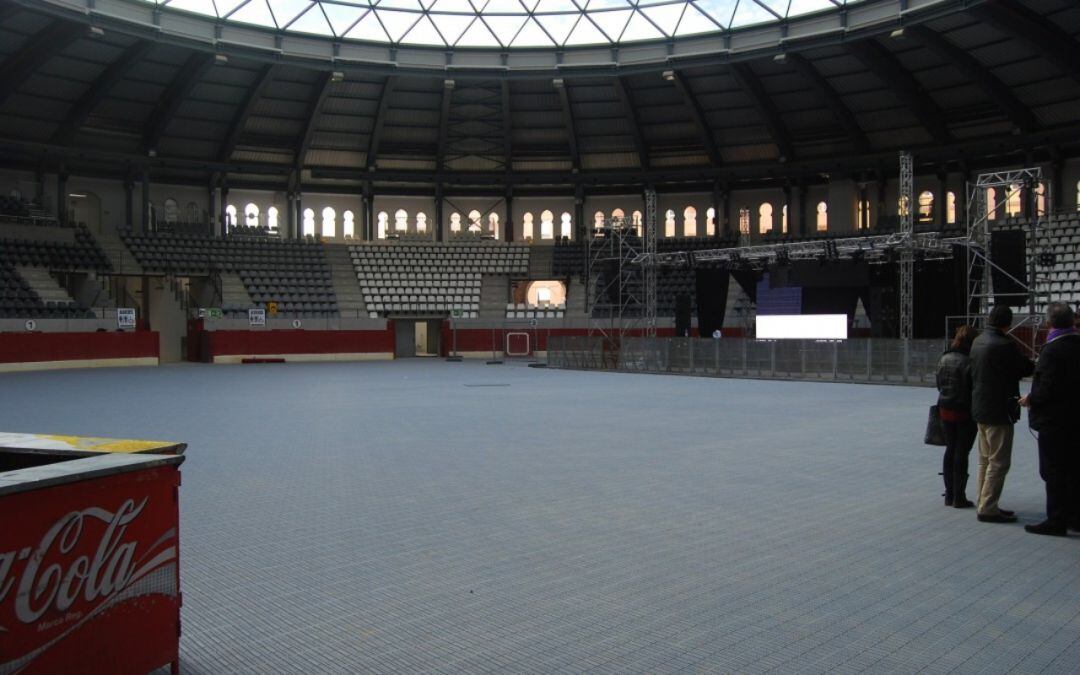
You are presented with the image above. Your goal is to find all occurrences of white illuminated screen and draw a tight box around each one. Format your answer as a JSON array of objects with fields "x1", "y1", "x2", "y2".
[{"x1": 756, "y1": 314, "x2": 848, "y2": 340}]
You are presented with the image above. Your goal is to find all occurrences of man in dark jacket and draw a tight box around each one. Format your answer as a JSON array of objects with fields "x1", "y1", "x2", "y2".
[
  {"x1": 1019, "y1": 302, "x2": 1080, "y2": 536},
  {"x1": 969, "y1": 306, "x2": 1035, "y2": 523}
]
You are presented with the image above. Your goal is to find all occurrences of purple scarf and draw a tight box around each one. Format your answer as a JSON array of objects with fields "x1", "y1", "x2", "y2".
[{"x1": 1046, "y1": 326, "x2": 1077, "y2": 343}]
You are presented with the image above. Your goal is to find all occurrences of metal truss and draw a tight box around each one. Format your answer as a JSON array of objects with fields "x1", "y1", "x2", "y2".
[
  {"x1": 586, "y1": 217, "x2": 646, "y2": 364},
  {"x1": 643, "y1": 188, "x2": 658, "y2": 339},
  {"x1": 899, "y1": 151, "x2": 914, "y2": 340}
]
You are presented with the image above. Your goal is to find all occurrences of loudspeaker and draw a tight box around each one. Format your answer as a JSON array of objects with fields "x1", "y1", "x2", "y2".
[
  {"x1": 989, "y1": 230, "x2": 1027, "y2": 306},
  {"x1": 694, "y1": 270, "x2": 729, "y2": 337},
  {"x1": 675, "y1": 294, "x2": 692, "y2": 337}
]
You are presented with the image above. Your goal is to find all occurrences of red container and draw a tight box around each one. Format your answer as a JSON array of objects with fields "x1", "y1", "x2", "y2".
[{"x1": 0, "y1": 434, "x2": 186, "y2": 674}]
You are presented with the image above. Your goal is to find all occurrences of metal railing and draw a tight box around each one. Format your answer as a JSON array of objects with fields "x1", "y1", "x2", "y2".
[{"x1": 547, "y1": 336, "x2": 947, "y2": 387}]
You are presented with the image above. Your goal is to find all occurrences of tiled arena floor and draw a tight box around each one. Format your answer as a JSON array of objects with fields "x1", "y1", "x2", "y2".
[{"x1": 2, "y1": 360, "x2": 1078, "y2": 673}]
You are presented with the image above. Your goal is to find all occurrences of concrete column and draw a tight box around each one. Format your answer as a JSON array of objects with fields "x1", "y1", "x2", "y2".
[
  {"x1": 796, "y1": 180, "x2": 807, "y2": 236},
  {"x1": 294, "y1": 194, "x2": 303, "y2": 240},
  {"x1": 937, "y1": 169, "x2": 948, "y2": 228},
  {"x1": 504, "y1": 191, "x2": 514, "y2": 242},
  {"x1": 124, "y1": 177, "x2": 134, "y2": 228},
  {"x1": 435, "y1": 184, "x2": 444, "y2": 242},
  {"x1": 286, "y1": 192, "x2": 296, "y2": 239},
  {"x1": 219, "y1": 184, "x2": 229, "y2": 236},
  {"x1": 712, "y1": 181, "x2": 723, "y2": 239},
  {"x1": 207, "y1": 181, "x2": 217, "y2": 236},
  {"x1": 782, "y1": 183, "x2": 792, "y2": 235},
  {"x1": 56, "y1": 170, "x2": 68, "y2": 226},
  {"x1": 574, "y1": 185, "x2": 585, "y2": 241},
  {"x1": 722, "y1": 184, "x2": 732, "y2": 237},
  {"x1": 875, "y1": 176, "x2": 886, "y2": 230},
  {"x1": 141, "y1": 168, "x2": 150, "y2": 233}
]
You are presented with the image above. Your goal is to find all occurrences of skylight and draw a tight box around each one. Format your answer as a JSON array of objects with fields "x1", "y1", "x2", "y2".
[{"x1": 145, "y1": 1, "x2": 860, "y2": 48}]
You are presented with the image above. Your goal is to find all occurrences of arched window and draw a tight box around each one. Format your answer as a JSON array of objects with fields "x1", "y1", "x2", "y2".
[
  {"x1": 816, "y1": 201, "x2": 828, "y2": 232},
  {"x1": 683, "y1": 206, "x2": 697, "y2": 237},
  {"x1": 946, "y1": 192, "x2": 956, "y2": 225},
  {"x1": 321, "y1": 207, "x2": 336, "y2": 237},
  {"x1": 986, "y1": 188, "x2": 997, "y2": 219},
  {"x1": 1035, "y1": 183, "x2": 1046, "y2": 215},
  {"x1": 738, "y1": 207, "x2": 750, "y2": 235},
  {"x1": 857, "y1": 201, "x2": 870, "y2": 230},
  {"x1": 1006, "y1": 183, "x2": 1021, "y2": 216},
  {"x1": 758, "y1": 203, "x2": 773, "y2": 234},
  {"x1": 416, "y1": 213, "x2": 428, "y2": 233},
  {"x1": 267, "y1": 206, "x2": 279, "y2": 233},
  {"x1": 244, "y1": 203, "x2": 259, "y2": 228},
  {"x1": 467, "y1": 210, "x2": 482, "y2": 233},
  {"x1": 377, "y1": 211, "x2": 388, "y2": 239},
  {"x1": 394, "y1": 209, "x2": 408, "y2": 232},
  {"x1": 523, "y1": 212, "x2": 534, "y2": 240},
  {"x1": 488, "y1": 212, "x2": 499, "y2": 237},
  {"x1": 918, "y1": 191, "x2": 934, "y2": 224},
  {"x1": 560, "y1": 212, "x2": 572, "y2": 238},
  {"x1": 343, "y1": 210, "x2": 355, "y2": 238},
  {"x1": 706, "y1": 207, "x2": 716, "y2": 236},
  {"x1": 781, "y1": 204, "x2": 788, "y2": 233},
  {"x1": 164, "y1": 198, "x2": 179, "y2": 224},
  {"x1": 302, "y1": 208, "x2": 315, "y2": 236},
  {"x1": 225, "y1": 204, "x2": 237, "y2": 228},
  {"x1": 593, "y1": 211, "x2": 605, "y2": 232},
  {"x1": 540, "y1": 210, "x2": 554, "y2": 240},
  {"x1": 664, "y1": 209, "x2": 676, "y2": 237},
  {"x1": 450, "y1": 212, "x2": 461, "y2": 232},
  {"x1": 611, "y1": 208, "x2": 625, "y2": 228},
  {"x1": 1076, "y1": 181, "x2": 1080, "y2": 211}
]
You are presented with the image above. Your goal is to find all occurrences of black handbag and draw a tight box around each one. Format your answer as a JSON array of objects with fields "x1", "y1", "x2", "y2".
[{"x1": 924, "y1": 405, "x2": 947, "y2": 446}]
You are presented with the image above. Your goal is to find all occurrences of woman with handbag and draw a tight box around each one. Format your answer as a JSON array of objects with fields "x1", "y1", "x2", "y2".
[{"x1": 935, "y1": 325, "x2": 979, "y2": 508}]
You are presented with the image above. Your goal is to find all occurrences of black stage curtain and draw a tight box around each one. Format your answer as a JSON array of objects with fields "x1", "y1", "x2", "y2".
[
  {"x1": 801, "y1": 287, "x2": 860, "y2": 320},
  {"x1": 730, "y1": 268, "x2": 760, "y2": 303},
  {"x1": 695, "y1": 269, "x2": 730, "y2": 337}
]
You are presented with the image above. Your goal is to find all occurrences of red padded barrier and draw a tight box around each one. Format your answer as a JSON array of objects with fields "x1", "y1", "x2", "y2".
[
  {"x1": 0, "y1": 331, "x2": 159, "y2": 364},
  {"x1": 201, "y1": 329, "x2": 395, "y2": 359}
]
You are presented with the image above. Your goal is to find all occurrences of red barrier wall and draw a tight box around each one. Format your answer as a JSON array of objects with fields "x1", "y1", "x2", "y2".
[
  {"x1": 439, "y1": 325, "x2": 680, "y2": 356},
  {"x1": 0, "y1": 331, "x2": 159, "y2": 364},
  {"x1": 201, "y1": 328, "x2": 395, "y2": 360}
]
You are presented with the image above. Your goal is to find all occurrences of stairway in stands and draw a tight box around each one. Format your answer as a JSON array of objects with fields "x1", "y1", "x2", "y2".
[
  {"x1": 528, "y1": 245, "x2": 553, "y2": 278},
  {"x1": 324, "y1": 244, "x2": 367, "y2": 318},
  {"x1": 479, "y1": 274, "x2": 509, "y2": 319},
  {"x1": 16, "y1": 266, "x2": 75, "y2": 306},
  {"x1": 565, "y1": 275, "x2": 588, "y2": 318},
  {"x1": 94, "y1": 228, "x2": 143, "y2": 274},
  {"x1": 219, "y1": 273, "x2": 252, "y2": 310}
]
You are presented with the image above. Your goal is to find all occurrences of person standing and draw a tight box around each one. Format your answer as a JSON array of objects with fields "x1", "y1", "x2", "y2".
[
  {"x1": 935, "y1": 325, "x2": 978, "y2": 508},
  {"x1": 969, "y1": 306, "x2": 1035, "y2": 523},
  {"x1": 1019, "y1": 302, "x2": 1080, "y2": 536}
]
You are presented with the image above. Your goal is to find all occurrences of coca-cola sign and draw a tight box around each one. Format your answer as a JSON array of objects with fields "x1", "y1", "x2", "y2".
[{"x1": 0, "y1": 464, "x2": 181, "y2": 675}]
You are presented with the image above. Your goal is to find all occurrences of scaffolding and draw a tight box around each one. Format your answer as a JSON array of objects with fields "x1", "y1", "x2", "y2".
[
  {"x1": 962, "y1": 167, "x2": 1050, "y2": 352},
  {"x1": 899, "y1": 152, "x2": 914, "y2": 340},
  {"x1": 586, "y1": 215, "x2": 647, "y2": 363}
]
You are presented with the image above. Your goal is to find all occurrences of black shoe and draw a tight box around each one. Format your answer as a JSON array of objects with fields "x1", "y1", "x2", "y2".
[
  {"x1": 1069, "y1": 523, "x2": 1080, "y2": 533},
  {"x1": 1024, "y1": 521, "x2": 1067, "y2": 537},
  {"x1": 953, "y1": 498, "x2": 975, "y2": 509},
  {"x1": 978, "y1": 513, "x2": 1018, "y2": 523},
  {"x1": 944, "y1": 497, "x2": 954, "y2": 507},
  {"x1": 998, "y1": 508, "x2": 1015, "y2": 517}
]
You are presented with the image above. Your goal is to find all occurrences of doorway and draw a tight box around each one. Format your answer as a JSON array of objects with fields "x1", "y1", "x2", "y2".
[
  {"x1": 394, "y1": 319, "x2": 442, "y2": 357},
  {"x1": 68, "y1": 191, "x2": 102, "y2": 232}
]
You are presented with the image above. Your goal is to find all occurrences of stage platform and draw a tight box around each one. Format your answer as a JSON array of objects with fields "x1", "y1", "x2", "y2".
[{"x1": 1, "y1": 361, "x2": 1077, "y2": 673}]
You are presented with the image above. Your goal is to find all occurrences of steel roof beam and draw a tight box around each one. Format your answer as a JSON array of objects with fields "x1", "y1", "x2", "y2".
[
  {"x1": 846, "y1": 39, "x2": 952, "y2": 146},
  {"x1": 969, "y1": 0, "x2": 1080, "y2": 82},
  {"x1": 553, "y1": 78, "x2": 580, "y2": 171},
  {"x1": 0, "y1": 20, "x2": 83, "y2": 108},
  {"x1": 613, "y1": 77, "x2": 649, "y2": 171},
  {"x1": 294, "y1": 71, "x2": 334, "y2": 171},
  {"x1": 52, "y1": 40, "x2": 153, "y2": 146},
  {"x1": 143, "y1": 52, "x2": 214, "y2": 153},
  {"x1": 907, "y1": 25, "x2": 1038, "y2": 135},
  {"x1": 437, "y1": 79, "x2": 454, "y2": 171},
  {"x1": 729, "y1": 62, "x2": 794, "y2": 162},
  {"x1": 666, "y1": 70, "x2": 722, "y2": 167},
  {"x1": 219, "y1": 63, "x2": 276, "y2": 163},
  {"x1": 786, "y1": 53, "x2": 869, "y2": 155},
  {"x1": 501, "y1": 80, "x2": 512, "y2": 171},
  {"x1": 365, "y1": 75, "x2": 396, "y2": 171}
]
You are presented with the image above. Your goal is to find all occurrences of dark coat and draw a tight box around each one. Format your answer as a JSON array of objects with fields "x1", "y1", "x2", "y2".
[
  {"x1": 1027, "y1": 333, "x2": 1080, "y2": 433},
  {"x1": 936, "y1": 347, "x2": 972, "y2": 411},
  {"x1": 969, "y1": 328, "x2": 1035, "y2": 425}
]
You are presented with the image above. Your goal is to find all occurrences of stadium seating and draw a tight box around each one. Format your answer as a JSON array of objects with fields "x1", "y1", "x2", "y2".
[
  {"x1": 349, "y1": 242, "x2": 529, "y2": 317},
  {"x1": 504, "y1": 302, "x2": 564, "y2": 319},
  {"x1": 120, "y1": 230, "x2": 338, "y2": 317},
  {"x1": 0, "y1": 224, "x2": 112, "y2": 271},
  {"x1": 0, "y1": 259, "x2": 93, "y2": 319}
]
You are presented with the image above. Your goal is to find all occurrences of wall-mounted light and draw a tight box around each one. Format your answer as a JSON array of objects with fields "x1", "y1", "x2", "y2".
[
  {"x1": 87, "y1": 26, "x2": 105, "y2": 39},
  {"x1": 68, "y1": 193, "x2": 87, "y2": 199},
  {"x1": 889, "y1": 28, "x2": 905, "y2": 39},
  {"x1": 330, "y1": 71, "x2": 344, "y2": 83},
  {"x1": 214, "y1": 53, "x2": 229, "y2": 65},
  {"x1": 662, "y1": 70, "x2": 675, "y2": 81}
]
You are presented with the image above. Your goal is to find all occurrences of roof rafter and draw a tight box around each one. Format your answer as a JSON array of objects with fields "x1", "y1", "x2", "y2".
[
  {"x1": 729, "y1": 62, "x2": 794, "y2": 162},
  {"x1": 143, "y1": 52, "x2": 215, "y2": 153},
  {"x1": 0, "y1": 20, "x2": 84, "y2": 108},
  {"x1": 52, "y1": 41, "x2": 153, "y2": 146},
  {"x1": 613, "y1": 77, "x2": 649, "y2": 171},
  {"x1": 845, "y1": 38, "x2": 952, "y2": 146},
  {"x1": 907, "y1": 25, "x2": 1038, "y2": 135},
  {"x1": 666, "y1": 70, "x2": 722, "y2": 167},
  {"x1": 365, "y1": 75, "x2": 396, "y2": 171},
  {"x1": 219, "y1": 63, "x2": 277, "y2": 163},
  {"x1": 553, "y1": 78, "x2": 580, "y2": 171},
  {"x1": 968, "y1": 0, "x2": 1080, "y2": 82},
  {"x1": 786, "y1": 53, "x2": 870, "y2": 155},
  {"x1": 437, "y1": 79, "x2": 454, "y2": 171}
]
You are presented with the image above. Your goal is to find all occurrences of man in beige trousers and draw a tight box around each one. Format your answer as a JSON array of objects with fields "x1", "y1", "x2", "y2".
[{"x1": 968, "y1": 306, "x2": 1034, "y2": 523}]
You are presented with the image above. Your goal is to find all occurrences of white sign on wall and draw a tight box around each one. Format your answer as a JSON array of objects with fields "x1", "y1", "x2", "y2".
[
  {"x1": 248, "y1": 308, "x2": 266, "y2": 327},
  {"x1": 756, "y1": 314, "x2": 848, "y2": 340},
  {"x1": 24, "y1": 319, "x2": 36, "y2": 331},
  {"x1": 116, "y1": 308, "x2": 136, "y2": 329}
]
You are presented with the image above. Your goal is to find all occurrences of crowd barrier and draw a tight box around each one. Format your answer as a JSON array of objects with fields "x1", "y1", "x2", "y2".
[{"x1": 547, "y1": 336, "x2": 946, "y2": 386}]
